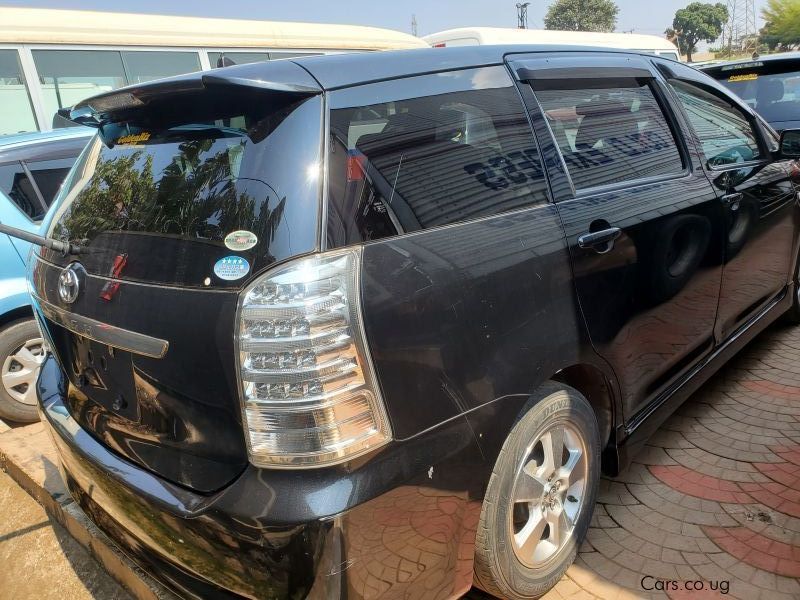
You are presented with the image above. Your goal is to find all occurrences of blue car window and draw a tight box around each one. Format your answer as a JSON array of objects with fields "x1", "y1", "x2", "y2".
[{"x1": 0, "y1": 162, "x2": 45, "y2": 221}]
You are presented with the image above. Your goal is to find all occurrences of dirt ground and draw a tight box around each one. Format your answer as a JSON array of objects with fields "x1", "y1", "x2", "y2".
[{"x1": 0, "y1": 468, "x2": 130, "y2": 600}]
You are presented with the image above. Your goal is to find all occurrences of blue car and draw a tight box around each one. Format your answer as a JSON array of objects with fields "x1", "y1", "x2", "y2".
[{"x1": 0, "y1": 128, "x2": 92, "y2": 422}]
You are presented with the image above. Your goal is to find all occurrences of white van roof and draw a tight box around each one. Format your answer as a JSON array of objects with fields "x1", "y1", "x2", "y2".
[
  {"x1": 0, "y1": 7, "x2": 428, "y2": 51},
  {"x1": 423, "y1": 27, "x2": 678, "y2": 53}
]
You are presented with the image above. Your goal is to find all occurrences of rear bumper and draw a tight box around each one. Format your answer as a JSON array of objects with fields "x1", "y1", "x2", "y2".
[{"x1": 37, "y1": 357, "x2": 482, "y2": 599}]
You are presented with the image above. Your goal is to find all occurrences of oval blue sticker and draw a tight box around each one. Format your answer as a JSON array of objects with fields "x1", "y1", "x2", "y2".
[{"x1": 213, "y1": 256, "x2": 250, "y2": 281}]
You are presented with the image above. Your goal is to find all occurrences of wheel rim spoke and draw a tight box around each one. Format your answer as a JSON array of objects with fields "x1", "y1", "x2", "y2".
[
  {"x1": 542, "y1": 425, "x2": 565, "y2": 476},
  {"x1": 514, "y1": 511, "x2": 547, "y2": 559},
  {"x1": 2, "y1": 367, "x2": 34, "y2": 389},
  {"x1": 20, "y1": 379, "x2": 38, "y2": 405},
  {"x1": 546, "y1": 503, "x2": 572, "y2": 548},
  {"x1": 15, "y1": 344, "x2": 44, "y2": 370},
  {"x1": 514, "y1": 462, "x2": 546, "y2": 502},
  {"x1": 560, "y1": 446, "x2": 586, "y2": 490}
]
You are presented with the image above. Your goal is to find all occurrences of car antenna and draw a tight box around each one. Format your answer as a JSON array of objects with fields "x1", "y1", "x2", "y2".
[{"x1": 0, "y1": 221, "x2": 82, "y2": 255}]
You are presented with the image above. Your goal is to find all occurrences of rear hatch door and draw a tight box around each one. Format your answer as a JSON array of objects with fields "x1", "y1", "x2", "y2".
[{"x1": 32, "y1": 63, "x2": 323, "y2": 492}]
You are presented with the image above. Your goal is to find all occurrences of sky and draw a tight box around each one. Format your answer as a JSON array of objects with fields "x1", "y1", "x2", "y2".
[{"x1": 1, "y1": 0, "x2": 768, "y2": 40}]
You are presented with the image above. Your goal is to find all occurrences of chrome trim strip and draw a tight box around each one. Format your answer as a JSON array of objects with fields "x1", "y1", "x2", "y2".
[{"x1": 34, "y1": 296, "x2": 169, "y2": 359}]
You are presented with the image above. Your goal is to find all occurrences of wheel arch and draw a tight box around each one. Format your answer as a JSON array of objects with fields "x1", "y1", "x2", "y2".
[
  {"x1": 551, "y1": 363, "x2": 621, "y2": 476},
  {"x1": 467, "y1": 361, "x2": 623, "y2": 488},
  {"x1": 0, "y1": 304, "x2": 33, "y2": 331}
]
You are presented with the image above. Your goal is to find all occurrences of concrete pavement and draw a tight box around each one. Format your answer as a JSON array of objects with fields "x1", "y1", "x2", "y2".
[{"x1": 0, "y1": 467, "x2": 130, "y2": 600}]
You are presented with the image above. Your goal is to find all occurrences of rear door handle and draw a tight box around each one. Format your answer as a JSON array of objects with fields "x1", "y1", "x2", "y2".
[
  {"x1": 720, "y1": 192, "x2": 743, "y2": 210},
  {"x1": 577, "y1": 227, "x2": 622, "y2": 251}
]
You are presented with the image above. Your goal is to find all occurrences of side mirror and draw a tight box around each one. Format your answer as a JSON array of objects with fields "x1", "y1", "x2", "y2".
[{"x1": 779, "y1": 129, "x2": 800, "y2": 158}]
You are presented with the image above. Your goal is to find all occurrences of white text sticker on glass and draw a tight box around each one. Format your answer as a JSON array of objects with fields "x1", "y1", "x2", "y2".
[
  {"x1": 224, "y1": 230, "x2": 258, "y2": 251},
  {"x1": 214, "y1": 256, "x2": 250, "y2": 281}
]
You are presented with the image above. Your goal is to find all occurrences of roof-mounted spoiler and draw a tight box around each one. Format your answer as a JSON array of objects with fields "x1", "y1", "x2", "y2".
[{"x1": 68, "y1": 61, "x2": 323, "y2": 128}]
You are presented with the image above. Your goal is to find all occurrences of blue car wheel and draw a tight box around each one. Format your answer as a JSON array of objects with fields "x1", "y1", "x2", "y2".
[{"x1": 0, "y1": 319, "x2": 45, "y2": 423}]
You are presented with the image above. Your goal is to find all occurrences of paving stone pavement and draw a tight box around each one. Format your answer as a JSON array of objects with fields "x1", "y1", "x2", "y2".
[{"x1": 534, "y1": 321, "x2": 800, "y2": 600}]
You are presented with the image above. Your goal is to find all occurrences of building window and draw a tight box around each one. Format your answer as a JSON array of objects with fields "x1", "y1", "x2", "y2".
[
  {"x1": 0, "y1": 50, "x2": 38, "y2": 135},
  {"x1": 121, "y1": 51, "x2": 201, "y2": 84},
  {"x1": 33, "y1": 50, "x2": 202, "y2": 128}
]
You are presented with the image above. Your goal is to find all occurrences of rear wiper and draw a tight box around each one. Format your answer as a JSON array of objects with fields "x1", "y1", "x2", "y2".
[{"x1": 0, "y1": 222, "x2": 82, "y2": 255}]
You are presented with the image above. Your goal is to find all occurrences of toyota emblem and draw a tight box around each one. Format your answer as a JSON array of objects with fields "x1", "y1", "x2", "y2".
[{"x1": 58, "y1": 264, "x2": 82, "y2": 304}]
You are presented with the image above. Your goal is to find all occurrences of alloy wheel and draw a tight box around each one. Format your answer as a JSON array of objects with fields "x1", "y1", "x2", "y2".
[{"x1": 508, "y1": 421, "x2": 588, "y2": 568}]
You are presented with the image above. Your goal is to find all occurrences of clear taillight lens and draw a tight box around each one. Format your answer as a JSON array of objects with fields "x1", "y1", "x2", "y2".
[{"x1": 236, "y1": 248, "x2": 392, "y2": 468}]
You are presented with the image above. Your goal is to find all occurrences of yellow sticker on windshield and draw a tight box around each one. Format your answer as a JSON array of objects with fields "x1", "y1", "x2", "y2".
[
  {"x1": 728, "y1": 73, "x2": 758, "y2": 82},
  {"x1": 116, "y1": 132, "x2": 151, "y2": 145}
]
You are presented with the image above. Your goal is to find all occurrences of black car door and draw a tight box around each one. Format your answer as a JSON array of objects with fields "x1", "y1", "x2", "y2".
[
  {"x1": 659, "y1": 61, "x2": 798, "y2": 342},
  {"x1": 509, "y1": 53, "x2": 725, "y2": 422}
]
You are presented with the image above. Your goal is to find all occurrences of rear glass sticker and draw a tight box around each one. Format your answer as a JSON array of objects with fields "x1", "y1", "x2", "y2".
[
  {"x1": 728, "y1": 73, "x2": 758, "y2": 82},
  {"x1": 116, "y1": 132, "x2": 151, "y2": 145},
  {"x1": 214, "y1": 256, "x2": 250, "y2": 281},
  {"x1": 224, "y1": 230, "x2": 258, "y2": 251}
]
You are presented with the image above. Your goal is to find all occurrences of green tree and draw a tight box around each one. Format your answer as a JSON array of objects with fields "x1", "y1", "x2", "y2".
[
  {"x1": 671, "y1": 2, "x2": 729, "y2": 62},
  {"x1": 761, "y1": 0, "x2": 800, "y2": 49},
  {"x1": 544, "y1": 0, "x2": 619, "y2": 32}
]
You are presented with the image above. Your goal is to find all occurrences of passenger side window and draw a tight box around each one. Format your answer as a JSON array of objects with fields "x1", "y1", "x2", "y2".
[
  {"x1": 0, "y1": 162, "x2": 46, "y2": 220},
  {"x1": 668, "y1": 80, "x2": 761, "y2": 167},
  {"x1": 326, "y1": 67, "x2": 548, "y2": 246},
  {"x1": 533, "y1": 79, "x2": 684, "y2": 190}
]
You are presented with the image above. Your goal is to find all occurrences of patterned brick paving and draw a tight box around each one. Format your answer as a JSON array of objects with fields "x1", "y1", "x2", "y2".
[
  {"x1": 336, "y1": 321, "x2": 800, "y2": 599},
  {"x1": 532, "y1": 321, "x2": 800, "y2": 600}
]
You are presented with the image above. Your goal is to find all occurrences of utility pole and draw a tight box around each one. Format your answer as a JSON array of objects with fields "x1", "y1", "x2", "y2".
[
  {"x1": 516, "y1": 3, "x2": 530, "y2": 29},
  {"x1": 411, "y1": 14, "x2": 418, "y2": 37},
  {"x1": 725, "y1": 0, "x2": 757, "y2": 55}
]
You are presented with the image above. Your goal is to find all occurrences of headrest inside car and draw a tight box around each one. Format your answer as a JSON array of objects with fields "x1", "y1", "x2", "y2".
[{"x1": 757, "y1": 78, "x2": 784, "y2": 105}]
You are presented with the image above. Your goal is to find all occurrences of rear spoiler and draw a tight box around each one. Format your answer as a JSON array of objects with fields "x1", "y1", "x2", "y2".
[{"x1": 69, "y1": 60, "x2": 323, "y2": 127}]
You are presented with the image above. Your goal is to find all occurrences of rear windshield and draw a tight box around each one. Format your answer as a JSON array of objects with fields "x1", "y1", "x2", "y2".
[
  {"x1": 44, "y1": 94, "x2": 322, "y2": 287},
  {"x1": 714, "y1": 63, "x2": 800, "y2": 123}
]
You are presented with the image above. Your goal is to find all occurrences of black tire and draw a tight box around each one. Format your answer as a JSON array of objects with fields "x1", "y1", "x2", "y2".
[
  {"x1": 0, "y1": 319, "x2": 45, "y2": 423},
  {"x1": 473, "y1": 382, "x2": 601, "y2": 599}
]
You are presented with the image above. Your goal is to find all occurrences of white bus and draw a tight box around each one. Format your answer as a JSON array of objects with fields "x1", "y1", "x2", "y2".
[
  {"x1": 423, "y1": 27, "x2": 680, "y2": 61},
  {"x1": 0, "y1": 7, "x2": 427, "y2": 136}
]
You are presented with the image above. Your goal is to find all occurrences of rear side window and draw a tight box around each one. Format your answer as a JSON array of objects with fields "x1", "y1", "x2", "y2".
[
  {"x1": 326, "y1": 66, "x2": 548, "y2": 246},
  {"x1": 668, "y1": 80, "x2": 761, "y2": 167},
  {"x1": 533, "y1": 79, "x2": 684, "y2": 190},
  {"x1": 0, "y1": 162, "x2": 45, "y2": 220},
  {"x1": 26, "y1": 158, "x2": 77, "y2": 207}
]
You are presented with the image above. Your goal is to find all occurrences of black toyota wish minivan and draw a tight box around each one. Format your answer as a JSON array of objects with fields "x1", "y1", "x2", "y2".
[{"x1": 29, "y1": 47, "x2": 800, "y2": 599}]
